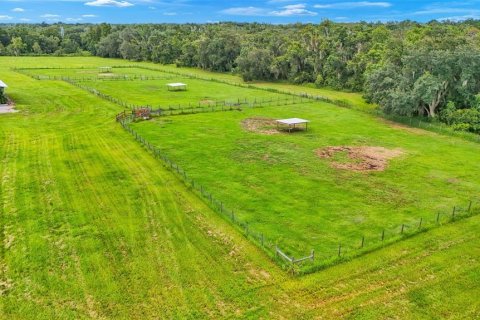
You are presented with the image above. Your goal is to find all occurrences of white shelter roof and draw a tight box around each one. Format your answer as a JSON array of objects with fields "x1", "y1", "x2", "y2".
[
  {"x1": 0, "y1": 80, "x2": 7, "y2": 88},
  {"x1": 167, "y1": 83, "x2": 187, "y2": 87},
  {"x1": 276, "y1": 118, "x2": 309, "y2": 125}
]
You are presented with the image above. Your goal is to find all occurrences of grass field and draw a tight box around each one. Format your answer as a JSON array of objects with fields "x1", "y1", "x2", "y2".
[
  {"x1": 80, "y1": 78, "x2": 293, "y2": 108},
  {"x1": 1, "y1": 56, "x2": 479, "y2": 318},
  {"x1": 130, "y1": 93, "x2": 480, "y2": 259}
]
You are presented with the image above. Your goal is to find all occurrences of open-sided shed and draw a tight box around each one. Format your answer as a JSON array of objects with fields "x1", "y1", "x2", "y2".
[
  {"x1": 167, "y1": 83, "x2": 187, "y2": 91},
  {"x1": 276, "y1": 118, "x2": 309, "y2": 132}
]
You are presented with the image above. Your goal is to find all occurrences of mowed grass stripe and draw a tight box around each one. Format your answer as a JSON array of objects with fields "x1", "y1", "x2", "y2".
[
  {"x1": 0, "y1": 67, "x2": 278, "y2": 318},
  {"x1": 87, "y1": 127, "x2": 276, "y2": 317}
]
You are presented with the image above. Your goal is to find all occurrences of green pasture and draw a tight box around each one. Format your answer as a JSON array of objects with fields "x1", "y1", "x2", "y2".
[
  {"x1": 131, "y1": 101, "x2": 480, "y2": 258},
  {"x1": 0, "y1": 56, "x2": 479, "y2": 318},
  {"x1": 81, "y1": 78, "x2": 295, "y2": 108},
  {"x1": 150, "y1": 63, "x2": 373, "y2": 111}
]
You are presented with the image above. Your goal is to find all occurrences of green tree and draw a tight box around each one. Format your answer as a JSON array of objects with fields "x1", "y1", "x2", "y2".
[{"x1": 7, "y1": 37, "x2": 26, "y2": 56}]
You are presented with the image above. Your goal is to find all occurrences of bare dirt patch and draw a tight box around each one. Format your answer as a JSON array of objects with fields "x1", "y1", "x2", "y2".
[
  {"x1": 200, "y1": 99, "x2": 215, "y2": 105},
  {"x1": 242, "y1": 117, "x2": 280, "y2": 135},
  {"x1": 0, "y1": 101, "x2": 17, "y2": 114},
  {"x1": 316, "y1": 146, "x2": 404, "y2": 172}
]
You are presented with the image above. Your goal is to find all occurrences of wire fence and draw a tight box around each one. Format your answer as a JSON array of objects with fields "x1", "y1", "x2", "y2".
[
  {"x1": 62, "y1": 77, "x2": 311, "y2": 116},
  {"x1": 14, "y1": 65, "x2": 356, "y2": 110},
  {"x1": 116, "y1": 110, "x2": 480, "y2": 274},
  {"x1": 123, "y1": 64, "x2": 357, "y2": 109}
]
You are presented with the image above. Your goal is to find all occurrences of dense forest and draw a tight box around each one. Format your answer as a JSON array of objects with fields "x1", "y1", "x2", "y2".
[{"x1": 1, "y1": 21, "x2": 480, "y2": 133}]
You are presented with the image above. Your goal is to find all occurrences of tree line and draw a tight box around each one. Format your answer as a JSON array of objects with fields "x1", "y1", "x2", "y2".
[{"x1": 1, "y1": 21, "x2": 480, "y2": 133}]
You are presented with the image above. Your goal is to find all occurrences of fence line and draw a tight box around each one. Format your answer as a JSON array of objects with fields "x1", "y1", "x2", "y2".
[
  {"x1": 62, "y1": 77, "x2": 310, "y2": 116},
  {"x1": 116, "y1": 110, "x2": 480, "y2": 274},
  {"x1": 115, "y1": 111, "x2": 283, "y2": 264},
  {"x1": 124, "y1": 64, "x2": 356, "y2": 109},
  {"x1": 15, "y1": 65, "x2": 355, "y2": 110}
]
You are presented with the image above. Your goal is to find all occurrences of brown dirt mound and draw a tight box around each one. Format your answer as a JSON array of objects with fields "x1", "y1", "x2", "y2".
[
  {"x1": 242, "y1": 117, "x2": 280, "y2": 135},
  {"x1": 200, "y1": 99, "x2": 215, "y2": 104},
  {"x1": 316, "y1": 146, "x2": 404, "y2": 172}
]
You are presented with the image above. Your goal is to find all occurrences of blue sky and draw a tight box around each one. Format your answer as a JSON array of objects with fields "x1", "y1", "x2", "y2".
[{"x1": 1, "y1": 0, "x2": 480, "y2": 24}]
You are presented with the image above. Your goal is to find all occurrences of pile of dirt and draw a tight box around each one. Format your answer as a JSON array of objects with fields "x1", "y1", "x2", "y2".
[
  {"x1": 316, "y1": 146, "x2": 404, "y2": 172},
  {"x1": 242, "y1": 117, "x2": 280, "y2": 135},
  {"x1": 200, "y1": 99, "x2": 215, "y2": 104}
]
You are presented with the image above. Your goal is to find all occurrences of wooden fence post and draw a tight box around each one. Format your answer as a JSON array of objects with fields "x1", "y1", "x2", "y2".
[
  {"x1": 468, "y1": 201, "x2": 472, "y2": 213},
  {"x1": 338, "y1": 243, "x2": 342, "y2": 257},
  {"x1": 419, "y1": 217, "x2": 423, "y2": 229}
]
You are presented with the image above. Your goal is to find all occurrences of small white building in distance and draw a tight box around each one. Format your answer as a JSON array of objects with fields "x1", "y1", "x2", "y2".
[
  {"x1": 167, "y1": 83, "x2": 187, "y2": 91},
  {"x1": 276, "y1": 118, "x2": 310, "y2": 132}
]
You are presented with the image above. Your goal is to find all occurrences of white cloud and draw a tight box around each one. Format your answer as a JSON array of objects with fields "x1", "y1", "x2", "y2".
[
  {"x1": 20, "y1": 18, "x2": 31, "y2": 22},
  {"x1": 438, "y1": 14, "x2": 480, "y2": 21},
  {"x1": 221, "y1": 7, "x2": 267, "y2": 16},
  {"x1": 271, "y1": 4, "x2": 317, "y2": 16},
  {"x1": 0, "y1": 15, "x2": 13, "y2": 20},
  {"x1": 222, "y1": 4, "x2": 317, "y2": 17},
  {"x1": 314, "y1": 2, "x2": 392, "y2": 9},
  {"x1": 82, "y1": 14, "x2": 98, "y2": 17},
  {"x1": 85, "y1": 0, "x2": 134, "y2": 7},
  {"x1": 12, "y1": 8, "x2": 25, "y2": 12},
  {"x1": 41, "y1": 14, "x2": 60, "y2": 18},
  {"x1": 66, "y1": 17, "x2": 83, "y2": 22},
  {"x1": 163, "y1": 12, "x2": 177, "y2": 16},
  {"x1": 413, "y1": 8, "x2": 480, "y2": 15}
]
